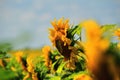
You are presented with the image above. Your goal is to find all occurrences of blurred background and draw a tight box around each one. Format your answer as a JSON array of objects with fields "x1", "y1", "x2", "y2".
[{"x1": 0, "y1": 0, "x2": 120, "y2": 49}]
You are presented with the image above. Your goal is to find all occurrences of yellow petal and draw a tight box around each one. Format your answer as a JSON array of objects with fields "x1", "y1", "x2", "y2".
[{"x1": 57, "y1": 18, "x2": 63, "y2": 28}]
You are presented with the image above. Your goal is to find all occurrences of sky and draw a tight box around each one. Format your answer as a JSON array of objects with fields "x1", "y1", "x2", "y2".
[{"x1": 0, "y1": 0, "x2": 120, "y2": 49}]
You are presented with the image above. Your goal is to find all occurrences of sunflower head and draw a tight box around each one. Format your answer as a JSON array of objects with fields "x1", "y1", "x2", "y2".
[
  {"x1": 14, "y1": 51, "x2": 23, "y2": 63},
  {"x1": 49, "y1": 18, "x2": 72, "y2": 61},
  {"x1": 42, "y1": 46, "x2": 51, "y2": 68},
  {"x1": 49, "y1": 18, "x2": 71, "y2": 46}
]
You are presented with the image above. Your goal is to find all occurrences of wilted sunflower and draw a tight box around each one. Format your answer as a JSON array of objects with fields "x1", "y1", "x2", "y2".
[
  {"x1": 49, "y1": 18, "x2": 72, "y2": 60},
  {"x1": 49, "y1": 18, "x2": 79, "y2": 70},
  {"x1": 49, "y1": 18, "x2": 71, "y2": 46}
]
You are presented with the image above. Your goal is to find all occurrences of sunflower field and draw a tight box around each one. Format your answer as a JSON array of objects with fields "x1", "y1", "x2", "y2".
[{"x1": 0, "y1": 18, "x2": 120, "y2": 80}]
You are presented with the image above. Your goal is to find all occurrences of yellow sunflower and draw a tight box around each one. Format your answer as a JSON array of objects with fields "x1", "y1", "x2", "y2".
[
  {"x1": 81, "y1": 20, "x2": 109, "y2": 74},
  {"x1": 49, "y1": 18, "x2": 71, "y2": 46},
  {"x1": 42, "y1": 45, "x2": 52, "y2": 68},
  {"x1": 14, "y1": 51, "x2": 23, "y2": 63},
  {"x1": 49, "y1": 18, "x2": 72, "y2": 61},
  {"x1": 26, "y1": 55, "x2": 38, "y2": 80}
]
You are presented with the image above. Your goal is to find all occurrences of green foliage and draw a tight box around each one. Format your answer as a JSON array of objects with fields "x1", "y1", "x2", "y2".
[
  {"x1": 51, "y1": 56, "x2": 63, "y2": 73},
  {"x1": 106, "y1": 43, "x2": 120, "y2": 66},
  {"x1": 50, "y1": 50, "x2": 61, "y2": 63},
  {"x1": 101, "y1": 24, "x2": 116, "y2": 32},
  {"x1": 0, "y1": 43, "x2": 12, "y2": 52},
  {"x1": 56, "y1": 61, "x2": 67, "y2": 74},
  {"x1": 6, "y1": 57, "x2": 24, "y2": 80},
  {"x1": 67, "y1": 25, "x2": 82, "y2": 46},
  {"x1": 0, "y1": 67, "x2": 17, "y2": 80},
  {"x1": 63, "y1": 71, "x2": 88, "y2": 80},
  {"x1": 6, "y1": 58, "x2": 22, "y2": 71},
  {"x1": 34, "y1": 57, "x2": 49, "y2": 80},
  {"x1": 50, "y1": 76, "x2": 61, "y2": 80},
  {"x1": 101, "y1": 24, "x2": 116, "y2": 39},
  {"x1": 0, "y1": 50, "x2": 10, "y2": 59},
  {"x1": 68, "y1": 25, "x2": 82, "y2": 37},
  {"x1": 75, "y1": 54, "x2": 86, "y2": 72},
  {"x1": 0, "y1": 51, "x2": 7, "y2": 59}
]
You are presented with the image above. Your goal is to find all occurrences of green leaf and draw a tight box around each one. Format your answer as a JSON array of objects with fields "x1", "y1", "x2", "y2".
[
  {"x1": 34, "y1": 57, "x2": 49, "y2": 80},
  {"x1": 67, "y1": 25, "x2": 82, "y2": 46},
  {"x1": 51, "y1": 57, "x2": 63, "y2": 73},
  {"x1": 71, "y1": 25, "x2": 82, "y2": 36},
  {"x1": 68, "y1": 25, "x2": 82, "y2": 37},
  {"x1": 0, "y1": 51, "x2": 6, "y2": 59},
  {"x1": 51, "y1": 59, "x2": 59, "y2": 72},
  {"x1": 64, "y1": 71, "x2": 88, "y2": 80},
  {"x1": 76, "y1": 25, "x2": 82, "y2": 35},
  {"x1": 56, "y1": 61, "x2": 67, "y2": 74},
  {"x1": 0, "y1": 67, "x2": 17, "y2": 80},
  {"x1": 50, "y1": 76, "x2": 61, "y2": 80},
  {"x1": 101, "y1": 24, "x2": 116, "y2": 32},
  {"x1": 0, "y1": 43, "x2": 12, "y2": 52},
  {"x1": 101, "y1": 24, "x2": 116, "y2": 39}
]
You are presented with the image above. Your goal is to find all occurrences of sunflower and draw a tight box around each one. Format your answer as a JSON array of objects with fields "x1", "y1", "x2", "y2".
[
  {"x1": 26, "y1": 55, "x2": 38, "y2": 80},
  {"x1": 81, "y1": 20, "x2": 109, "y2": 74},
  {"x1": 49, "y1": 18, "x2": 72, "y2": 60},
  {"x1": 14, "y1": 51, "x2": 23, "y2": 63},
  {"x1": 49, "y1": 18, "x2": 71, "y2": 46},
  {"x1": 13, "y1": 51, "x2": 27, "y2": 70},
  {"x1": 42, "y1": 45, "x2": 52, "y2": 68}
]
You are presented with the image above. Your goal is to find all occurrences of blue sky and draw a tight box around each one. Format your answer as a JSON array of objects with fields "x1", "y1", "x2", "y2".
[{"x1": 0, "y1": 0, "x2": 120, "y2": 49}]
